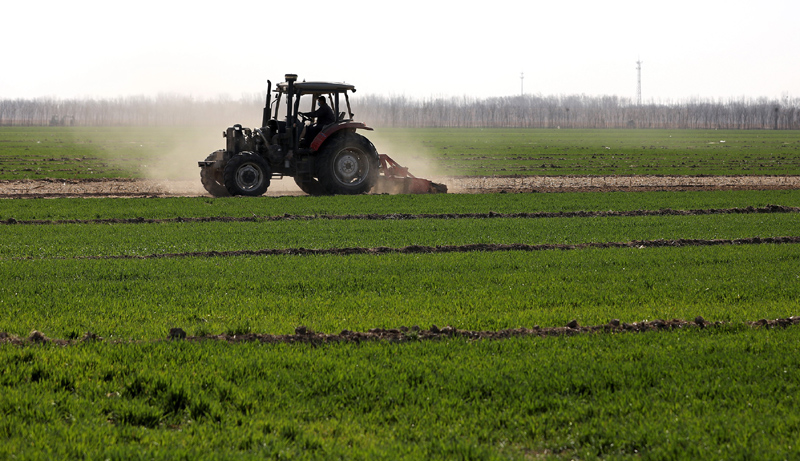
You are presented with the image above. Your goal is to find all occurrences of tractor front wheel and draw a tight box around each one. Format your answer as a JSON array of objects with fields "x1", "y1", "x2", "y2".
[{"x1": 223, "y1": 152, "x2": 271, "y2": 196}]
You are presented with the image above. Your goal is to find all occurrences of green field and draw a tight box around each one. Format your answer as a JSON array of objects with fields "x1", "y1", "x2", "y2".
[
  {"x1": 370, "y1": 128, "x2": 800, "y2": 176},
  {"x1": 1, "y1": 127, "x2": 799, "y2": 179},
  {"x1": 2, "y1": 128, "x2": 800, "y2": 459},
  {"x1": 2, "y1": 190, "x2": 800, "y2": 459},
  {"x1": 4, "y1": 329, "x2": 800, "y2": 460}
]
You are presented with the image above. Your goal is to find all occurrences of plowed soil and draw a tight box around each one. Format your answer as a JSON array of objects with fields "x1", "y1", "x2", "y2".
[{"x1": 1, "y1": 175, "x2": 798, "y2": 198}]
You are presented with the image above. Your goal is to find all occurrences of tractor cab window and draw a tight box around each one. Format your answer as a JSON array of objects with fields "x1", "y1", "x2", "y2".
[
  {"x1": 271, "y1": 92, "x2": 285, "y2": 121},
  {"x1": 297, "y1": 93, "x2": 337, "y2": 115}
]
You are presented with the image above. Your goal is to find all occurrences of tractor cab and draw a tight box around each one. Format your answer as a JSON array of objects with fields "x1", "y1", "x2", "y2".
[
  {"x1": 268, "y1": 75, "x2": 360, "y2": 152},
  {"x1": 273, "y1": 81, "x2": 355, "y2": 122}
]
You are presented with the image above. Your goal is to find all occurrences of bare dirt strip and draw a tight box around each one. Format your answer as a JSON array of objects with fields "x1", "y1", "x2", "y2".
[
  {"x1": 3, "y1": 317, "x2": 799, "y2": 347},
  {"x1": 3, "y1": 205, "x2": 799, "y2": 226},
  {"x1": 1, "y1": 175, "x2": 799, "y2": 198},
  {"x1": 451, "y1": 175, "x2": 800, "y2": 194}
]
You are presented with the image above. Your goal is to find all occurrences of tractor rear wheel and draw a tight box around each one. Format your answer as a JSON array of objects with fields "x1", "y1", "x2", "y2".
[
  {"x1": 316, "y1": 133, "x2": 378, "y2": 195},
  {"x1": 200, "y1": 150, "x2": 231, "y2": 197},
  {"x1": 223, "y1": 152, "x2": 271, "y2": 196}
]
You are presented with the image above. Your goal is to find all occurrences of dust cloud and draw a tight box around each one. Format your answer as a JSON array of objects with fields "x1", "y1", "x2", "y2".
[
  {"x1": 366, "y1": 128, "x2": 447, "y2": 185},
  {"x1": 137, "y1": 126, "x2": 216, "y2": 196},
  {"x1": 137, "y1": 125, "x2": 303, "y2": 196},
  {"x1": 145, "y1": 128, "x2": 218, "y2": 180}
]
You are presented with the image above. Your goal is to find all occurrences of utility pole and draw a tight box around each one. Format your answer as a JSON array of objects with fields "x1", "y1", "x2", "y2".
[
  {"x1": 636, "y1": 59, "x2": 642, "y2": 106},
  {"x1": 520, "y1": 72, "x2": 524, "y2": 96}
]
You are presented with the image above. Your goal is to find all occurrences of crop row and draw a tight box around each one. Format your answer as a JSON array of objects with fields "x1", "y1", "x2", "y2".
[
  {"x1": 1, "y1": 212, "x2": 797, "y2": 260},
  {"x1": 3, "y1": 189, "x2": 799, "y2": 222},
  {"x1": 2, "y1": 243, "x2": 798, "y2": 339}
]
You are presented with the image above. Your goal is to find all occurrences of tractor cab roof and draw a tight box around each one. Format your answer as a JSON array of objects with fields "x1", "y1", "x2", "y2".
[{"x1": 275, "y1": 81, "x2": 356, "y2": 94}]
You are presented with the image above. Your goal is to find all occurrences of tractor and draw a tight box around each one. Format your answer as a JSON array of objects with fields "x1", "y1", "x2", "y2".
[{"x1": 198, "y1": 73, "x2": 445, "y2": 196}]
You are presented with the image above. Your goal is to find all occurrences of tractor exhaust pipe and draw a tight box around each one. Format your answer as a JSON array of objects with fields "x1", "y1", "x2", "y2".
[
  {"x1": 261, "y1": 80, "x2": 272, "y2": 128},
  {"x1": 285, "y1": 74, "x2": 298, "y2": 151}
]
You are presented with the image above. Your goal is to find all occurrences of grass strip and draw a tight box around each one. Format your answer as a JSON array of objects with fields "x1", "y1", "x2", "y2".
[
  {"x1": 2, "y1": 189, "x2": 800, "y2": 221},
  {"x1": 2, "y1": 212, "x2": 798, "y2": 259},
  {"x1": 2, "y1": 328, "x2": 799, "y2": 459},
  {"x1": 2, "y1": 244, "x2": 798, "y2": 339}
]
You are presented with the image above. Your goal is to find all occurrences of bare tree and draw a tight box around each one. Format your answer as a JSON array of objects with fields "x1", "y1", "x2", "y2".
[{"x1": 1, "y1": 94, "x2": 798, "y2": 129}]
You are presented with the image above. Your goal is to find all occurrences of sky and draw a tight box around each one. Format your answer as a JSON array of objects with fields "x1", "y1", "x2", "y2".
[{"x1": 3, "y1": 0, "x2": 798, "y2": 103}]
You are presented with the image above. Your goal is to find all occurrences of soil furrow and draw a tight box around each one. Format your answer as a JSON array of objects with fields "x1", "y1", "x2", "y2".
[
  {"x1": 4, "y1": 316, "x2": 799, "y2": 346},
  {"x1": 48, "y1": 236, "x2": 800, "y2": 261},
  {"x1": 3, "y1": 205, "x2": 799, "y2": 226}
]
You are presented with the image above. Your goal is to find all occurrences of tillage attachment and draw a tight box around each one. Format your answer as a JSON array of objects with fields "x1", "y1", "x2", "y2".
[{"x1": 373, "y1": 154, "x2": 448, "y2": 194}]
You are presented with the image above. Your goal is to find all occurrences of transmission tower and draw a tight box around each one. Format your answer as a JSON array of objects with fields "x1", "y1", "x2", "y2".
[{"x1": 636, "y1": 59, "x2": 642, "y2": 105}]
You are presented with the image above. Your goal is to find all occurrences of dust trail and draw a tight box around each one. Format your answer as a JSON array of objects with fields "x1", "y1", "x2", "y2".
[
  {"x1": 140, "y1": 125, "x2": 306, "y2": 195},
  {"x1": 146, "y1": 127, "x2": 219, "y2": 181},
  {"x1": 366, "y1": 128, "x2": 446, "y2": 184}
]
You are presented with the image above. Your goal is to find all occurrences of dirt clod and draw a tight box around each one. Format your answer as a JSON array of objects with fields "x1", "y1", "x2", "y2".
[
  {"x1": 28, "y1": 330, "x2": 49, "y2": 343},
  {"x1": 81, "y1": 331, "x2": 102, "y2": 342},
  {"x1": 694, "y1": 316, "x2": 706, "y2": 327},
  {"x1": 168, "y1": 327, "x2": 187, "y2": 340}
]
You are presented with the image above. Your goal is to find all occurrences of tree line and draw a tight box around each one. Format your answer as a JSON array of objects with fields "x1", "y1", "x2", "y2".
[{"x1": 1, "y1": 93, "x2": 798, "y2": 130}]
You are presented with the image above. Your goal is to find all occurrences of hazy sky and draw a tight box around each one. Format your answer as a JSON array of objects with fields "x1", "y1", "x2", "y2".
[{"x1": 4, "y1": 0, "x2": 798, "y2": 102}]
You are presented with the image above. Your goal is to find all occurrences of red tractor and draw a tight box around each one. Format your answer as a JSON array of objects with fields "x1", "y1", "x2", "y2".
[{"x1": 198, "y1": 73, "x2": 445, "y2": 196}]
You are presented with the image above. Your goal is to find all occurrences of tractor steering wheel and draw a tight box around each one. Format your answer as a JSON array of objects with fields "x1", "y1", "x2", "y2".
[{"x1": 298, "y1": 112, "x2": 312, "y2": 123}]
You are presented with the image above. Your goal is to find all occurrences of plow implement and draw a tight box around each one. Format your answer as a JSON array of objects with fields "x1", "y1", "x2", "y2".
[{"x1": 373, "y1": 154, "x2": 447, "y2": 194}]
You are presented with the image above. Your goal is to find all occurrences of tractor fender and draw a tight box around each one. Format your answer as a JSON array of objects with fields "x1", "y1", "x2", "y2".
[{"x1": 310, "y1": 121, "x2": 373, "y2": 151}]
